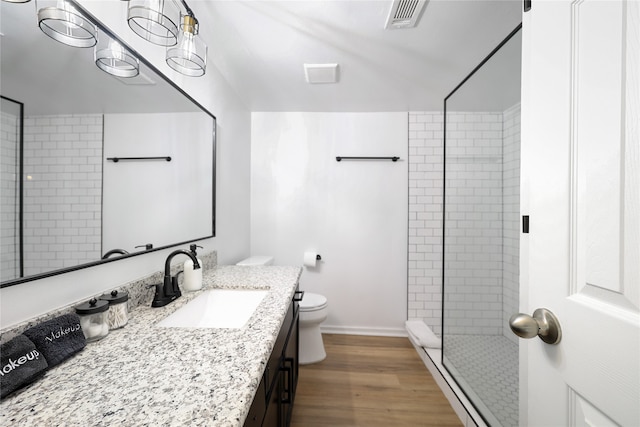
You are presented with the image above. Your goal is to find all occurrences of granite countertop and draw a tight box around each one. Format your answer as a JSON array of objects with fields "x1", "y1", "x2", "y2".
[{"x1": 0, "y1": 265, "x2": 302, "y2": 427}]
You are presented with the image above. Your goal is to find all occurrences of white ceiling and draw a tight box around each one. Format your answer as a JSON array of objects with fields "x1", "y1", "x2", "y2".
[
  {"x1": 193, "y1": 0, "x2": 523, "y2": 112},
  {"x1": 1, "y1": 0, "x2": 523, "y2": 115},
  {"x1": 1, "y1": 0, "x2": 196, "y2": 116}
]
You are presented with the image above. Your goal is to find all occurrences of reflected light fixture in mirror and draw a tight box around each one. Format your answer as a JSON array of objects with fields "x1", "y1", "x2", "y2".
[
  {"x1": 36, "y1": 0, "x2": 97, "y2": 48},
  {"x1": 166, "y1": 13, "x2": 207, "y2": 77},
  {"x1": 0, "y1": 0, "x2": 217, "y2": 287},
  {"x1": 95, "y1": 33, "x2": 140, "y2": 78},
  {"x1": 127, "y1": 0, "x2": 180, "y2": 46}
]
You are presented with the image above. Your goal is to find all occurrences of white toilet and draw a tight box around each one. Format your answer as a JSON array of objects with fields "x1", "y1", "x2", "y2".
[
  {"x1": 236, "y1": 256, "x2": 328, "y2": 364},
  {"x1": 299, "y1": 292, "x2": 328, "y2": 365}
]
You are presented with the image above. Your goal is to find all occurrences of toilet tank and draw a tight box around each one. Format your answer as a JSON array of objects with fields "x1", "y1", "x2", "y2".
[{"x1": 236, "y1": 256, "x2": 274, "y2": 266}]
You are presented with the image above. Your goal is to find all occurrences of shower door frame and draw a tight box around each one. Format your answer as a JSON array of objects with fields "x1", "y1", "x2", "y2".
[{"x1": 0, "y1": 95, "x2": 25, "y2": 281}]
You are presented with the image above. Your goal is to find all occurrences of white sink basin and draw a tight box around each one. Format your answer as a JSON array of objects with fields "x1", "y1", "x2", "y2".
[{"x1": 157, "y1": 289, "x2": 269, "y2": 329}]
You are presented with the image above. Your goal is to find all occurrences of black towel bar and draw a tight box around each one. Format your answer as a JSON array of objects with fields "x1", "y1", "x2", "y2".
[
  {"x1": 107, "y1": 156, "x2": 172, "y2": 162},
  {"x1": 336, "y1": 156, "x2": 399, "y2": 162}
]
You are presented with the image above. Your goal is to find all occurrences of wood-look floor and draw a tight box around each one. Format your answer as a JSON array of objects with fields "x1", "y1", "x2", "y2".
[{"x1": 290, "y1": 334, "x2": 462, "y2": 427}]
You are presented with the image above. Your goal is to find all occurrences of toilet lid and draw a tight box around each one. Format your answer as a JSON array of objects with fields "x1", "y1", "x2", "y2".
[{"x1": 299, "y1": 292, "x2": 327, "y2": 310}]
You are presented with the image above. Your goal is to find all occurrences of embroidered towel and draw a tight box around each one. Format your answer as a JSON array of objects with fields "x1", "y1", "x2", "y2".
[
  {"x1": 1, "y1": 334, "x2": 49, "y2": 399},
  {"x1": 23, "y1": 314, "x2": 86, "y2": 367}
]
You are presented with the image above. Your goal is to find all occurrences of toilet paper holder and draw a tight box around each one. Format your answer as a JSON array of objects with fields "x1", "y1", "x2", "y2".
[{"x1": 303, "y1": 252, "x2": 322, "y2": 268}]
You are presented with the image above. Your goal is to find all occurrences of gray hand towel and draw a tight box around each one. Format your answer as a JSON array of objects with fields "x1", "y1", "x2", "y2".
[
  {"x1": 1, "y1": 334, "x2": 49, "y2": 399},
  {"x1": 23, "y1": 313, "x2": 86, "y2": 367}
]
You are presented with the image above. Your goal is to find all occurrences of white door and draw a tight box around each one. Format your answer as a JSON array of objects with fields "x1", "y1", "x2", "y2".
[{"x1": 520, "y1": 1, "x2": 639, "y2": 426}]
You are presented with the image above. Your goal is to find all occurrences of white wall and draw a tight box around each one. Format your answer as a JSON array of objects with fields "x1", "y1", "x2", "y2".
[
  {"x1": 251, "y1": 112, "x2": 408, "y2": 336},
  {"x1": 0, "y1": 1, "x2": 251, "y2": 328},
  {"x1": 102, "y1": 112, "x2": 213, "y2": 252}
]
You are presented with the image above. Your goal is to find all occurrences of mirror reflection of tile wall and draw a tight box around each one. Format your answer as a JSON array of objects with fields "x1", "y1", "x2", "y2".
[
  {"x1": 1, "y1": 107, "x2": 21, "y2": 282},
  {"x1": 23, "y1": 114, "x2": 103, "y2": 276}
]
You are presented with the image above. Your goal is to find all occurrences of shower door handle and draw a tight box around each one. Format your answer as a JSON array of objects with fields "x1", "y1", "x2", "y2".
[{"x1": 509, "y1": 308, "x2": 562, "y2": 345}]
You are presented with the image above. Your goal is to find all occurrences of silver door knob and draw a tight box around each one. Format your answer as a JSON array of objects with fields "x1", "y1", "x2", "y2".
[{"x1": 509, "y1": 308, "x2": 562, "y2": 345}]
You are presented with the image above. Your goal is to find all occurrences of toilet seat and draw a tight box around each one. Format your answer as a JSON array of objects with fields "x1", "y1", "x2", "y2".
[{"x1": 300, "y1": 292, "x2": 327, "y2": 312}]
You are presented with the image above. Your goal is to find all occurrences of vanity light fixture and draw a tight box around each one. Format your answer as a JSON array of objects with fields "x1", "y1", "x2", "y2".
[
  {"x1": 94, "y1": 33, "x2": 140, "y2": 78},
  {"x1": 36, "y1": 0, "x2": 97, "y2": 48},
  {"x1": 165, "y1": 12, "x2": 207, "y2": 77},
  {"x1": 2, "y1": 0, "x2": 32, "y2": 3},
  {"x1": 127, "y1": 0, "x2": 180, "y2": 46}
]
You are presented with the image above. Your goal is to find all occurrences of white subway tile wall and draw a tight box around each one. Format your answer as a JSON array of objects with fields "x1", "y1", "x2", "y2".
[
  {"x1": 1, "y1": 111, "x2": 20, "y2": 282},
  {"x1": 22, "y1": 114, "x2": 103, "y2": 277},
  {"x1": 408, "y1": 106, "x2": 520, "y2": 339},
  {"x1": 408, "y1": 111, "x2": 445, "y2": 335},
  {"x1": 444, "y1": 111, "x2": 504, "y2": 336},
  {"x1": 502, "y1": 103, "x2": 521, "y2": 343}
]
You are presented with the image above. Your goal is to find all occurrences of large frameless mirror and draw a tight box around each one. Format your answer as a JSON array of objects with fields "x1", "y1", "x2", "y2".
[
  {"x1": 0, "y1": 0, "x2": 216, "y2": 287},
  {"x1": 442, "y1": 25, "x2": 522, "y2": 427}
]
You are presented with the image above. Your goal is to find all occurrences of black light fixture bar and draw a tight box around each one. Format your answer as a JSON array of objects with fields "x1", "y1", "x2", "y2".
[{"x1": 179, "y1": 0, "x2": 194, "y2": 18}]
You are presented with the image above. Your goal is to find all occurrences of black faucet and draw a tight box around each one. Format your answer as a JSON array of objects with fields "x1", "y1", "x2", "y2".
[{"x1": 151, "y1": 249, "x2": 201, "y2": 308}]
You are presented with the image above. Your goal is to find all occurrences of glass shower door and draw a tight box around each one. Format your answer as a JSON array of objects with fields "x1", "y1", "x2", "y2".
[{"x1": 442, "y1": 26, "x2": 522, "y2": 427}]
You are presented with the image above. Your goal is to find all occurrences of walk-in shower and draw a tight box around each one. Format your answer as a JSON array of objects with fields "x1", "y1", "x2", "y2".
[{"x1": 442, "y1": 25, "x2": 522, "y2": 427}]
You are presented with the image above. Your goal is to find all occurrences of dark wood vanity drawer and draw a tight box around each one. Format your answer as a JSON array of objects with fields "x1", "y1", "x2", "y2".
[
  {"x1": 265, "y1": 302, "x2": 294, "y2": 391},
  {"x1": 245, "y1": 287, "x2": 299, "y2": 427},
  {"x1": 244, "y1": 378, "x2": 266, "y2": 427}
]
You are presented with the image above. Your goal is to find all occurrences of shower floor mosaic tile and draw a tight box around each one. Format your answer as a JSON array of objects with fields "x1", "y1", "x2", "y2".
[{"x1": 443, "y1": 334, "x2": 519, "y2": 427}]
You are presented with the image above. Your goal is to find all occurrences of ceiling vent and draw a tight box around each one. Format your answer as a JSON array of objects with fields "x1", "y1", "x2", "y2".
[
  {"x1": 304, "y1": 63, "x2": 339, "y2": 84},
  {"x1": 385, "y1": 0, "x2": 428, "y2": 29}
]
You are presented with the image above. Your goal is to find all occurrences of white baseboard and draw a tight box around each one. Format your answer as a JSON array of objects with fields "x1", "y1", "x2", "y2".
[{"x1": 320, "y1": 325, "x2": 407, "y2": 337}]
